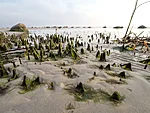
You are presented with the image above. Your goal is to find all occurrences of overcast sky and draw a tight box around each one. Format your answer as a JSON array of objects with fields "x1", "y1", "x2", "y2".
[{"x1": 0, "y1": 0, "x2": 150, "y2": 27}]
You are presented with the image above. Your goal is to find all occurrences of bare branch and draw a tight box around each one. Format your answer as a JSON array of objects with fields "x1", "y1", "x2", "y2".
[
  {"x1": 124, "y1": 0, "x2": 150, "y2": 39},
  {"x1": 136, "y1": 1, "x2": 150, "y2": 9},
  {"x1": 124, "y1": 0, "x2": 138, "y2": 38}
]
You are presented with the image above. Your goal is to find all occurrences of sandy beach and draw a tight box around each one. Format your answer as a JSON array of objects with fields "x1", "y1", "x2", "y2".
[
  {"x1": 1, "y1": 29, "x2": 150, "y2": 113},
  {"x1": 1, "y1": 0, "x2": 150, "y2": 112}
]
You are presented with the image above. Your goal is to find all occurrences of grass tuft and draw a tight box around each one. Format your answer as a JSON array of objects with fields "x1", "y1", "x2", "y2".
[{"x1": 19, "y1": 76, "x2": 42, "y2": 94}]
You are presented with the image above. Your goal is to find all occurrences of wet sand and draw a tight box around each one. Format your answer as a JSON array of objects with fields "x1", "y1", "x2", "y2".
[{"x1": 1, "y1": 30, "x2": 150, "y2": 113}]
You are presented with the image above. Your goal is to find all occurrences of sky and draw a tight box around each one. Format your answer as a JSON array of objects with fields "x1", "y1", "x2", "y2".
[{"x1": 0, "y1": 0, "x2": 150, "y2": 27}]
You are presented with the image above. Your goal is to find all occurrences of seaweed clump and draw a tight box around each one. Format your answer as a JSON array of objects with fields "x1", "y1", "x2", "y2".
[
  {"x1": 105, "y1": 64, "x2": 110, "y2": 70},
  {"x1": 121, "y1": 63, "x2": 132, "y2": 71},
  {"x1": 112, "y1": 63, "x2": 117, "y2": 67},
  {"x1": 110, "y1": 91, "x2": 125, "y2": 103},
  {"x1": 19, "y1": 75, "x2": 42, "y2": 94},
  {"x1": 140, "y1": 59, "x2": 150, "y2": 65},
  {"x1": 106, "y1": 79, "x2": 126, "y2": 84},
  {"x1": 0, "y1": 62, "x2": 8, "y2": 78},
  {"x1": 0, "y1": 85, "x2": 9, "y2": 95},
  {"x1": 8, "y1": 69, "x2": 19, "y2": 81},
  {"x1": 65, "y1": 103, "x2": 75, "y2": 110},
  {"x1": 64, "y1": 68, "x2": 79, "y2": 79},
  {"x1": 96, "y1": 50, "x2": 100, "y2": 58},
  {"x1": 75, "y1": 82, "x2": 84, "y2": 94},
  {"x1": 47, "y1": 82, "x2": 55, "y2": 90},
  {"x1": 118, "y1": 71, "x2": 126, "y2": 78},
  {"x1": 66, "y1": 83, "x2": 125, "y2": 104},
  {"x1": 106, "y1": 70, "x2": 129, "y2": 79}
]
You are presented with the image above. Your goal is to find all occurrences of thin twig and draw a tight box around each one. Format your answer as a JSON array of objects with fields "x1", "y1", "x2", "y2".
[{"x1": 136, "y1": 1, "x2": 150, "y2": 9}]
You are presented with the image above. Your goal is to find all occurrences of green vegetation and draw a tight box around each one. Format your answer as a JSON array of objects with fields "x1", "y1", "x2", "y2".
[
  {"x1": 105, "y1": 64, "x2": 111, "y2": 70},
  {"x1": 118, "y1": 71, "x2": 126, "y2": 78},
  {"x1": 12, "y1": 69, "x2": 19, "y2": 80},
  {"x1": 121, "y1": 63, "x2": 132, "y2": 71},
  {"x1": 105, "y1": 70, "x2": 129, "y2": 79},
  {"x1": 106, "y1": 79, "x2": 127, "y2": 84},
  {"x1": 47, "y1": 82, "x2": 55, "y2": 90},
  {"x1": 112, "y1": 63, "x2": 117, "y2": 67},
  {"x1": 64, "y1": 68, "x2": 79, "y2": 79},
  {"x1": 96, "y1": 50, "x2": 100, "y2": 58},
  {"x1": 0, "y1": 84, "x2": 9, "y2": 95},
  {"x1": 65, "y1": 103, "x2": 75, "y2": 110},
  {"x1": 19, "y1": 76, "x2": 42, "y2": 94},
  {"x1": 140, "y1": 59, "x2": 150, "y2": 65},
  {"x1": 0, "y1": 62, "x2": 8, "y2": 78},
  {"x1": 110, "y1": 91, "x2": 125, "y2": 102},
  {"x1": 66, "y1": 82, "x2": 125, "y2": 104}
]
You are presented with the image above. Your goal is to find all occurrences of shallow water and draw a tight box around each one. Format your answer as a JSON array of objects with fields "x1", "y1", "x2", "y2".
[{"x1": 29, "y1": 27, "x2": 150, "y2": 40}]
